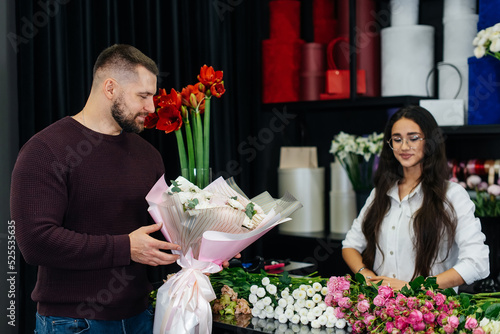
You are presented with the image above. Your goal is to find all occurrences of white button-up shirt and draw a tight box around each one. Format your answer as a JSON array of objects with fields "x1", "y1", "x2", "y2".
[{"x1": 343, "y1": 181, "x2": 489, "y2": 285}]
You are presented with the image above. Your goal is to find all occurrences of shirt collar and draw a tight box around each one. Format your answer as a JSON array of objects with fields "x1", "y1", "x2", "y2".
[{"x1": 388, "y1": 181, "x2": 423, "y2": 202}]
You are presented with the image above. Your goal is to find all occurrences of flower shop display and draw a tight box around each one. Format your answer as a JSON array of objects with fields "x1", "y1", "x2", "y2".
[
  {"x1": 146, "y1": 176, "x2": 302, "y2": 334},
  {"x1": 145, "y1": 65, "x2": 225, "y2": 189},
  {"x1": 473, "y1": 23, "x2": 500, "y2": 61},
  {"x1": 465, "y1": 175, "x2": 500, "y2": 218},
  {"x1": 204, "y1": 268, "x2": 500, "y2": 333},
  {"x1": 329, "y1": 132, "x2": 384, "y2": 192}
]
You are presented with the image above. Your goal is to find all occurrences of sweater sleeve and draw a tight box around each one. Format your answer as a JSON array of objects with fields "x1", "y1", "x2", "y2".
[{"x1": 11, "y1": 137, "x2": 131, "y2": 270}]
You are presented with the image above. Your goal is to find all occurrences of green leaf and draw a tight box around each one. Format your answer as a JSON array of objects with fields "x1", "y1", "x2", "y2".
[
  {"x1": 170, "y1": 180, "x2": 182, "y2": 193},
  {"x1": 485, "y1": 303, "x2": 500, "y2": 319},
  {"x1": 245, "y1": 202, "x2": 256, "y2": 219},
  {"x1": 187, "y1": 198, "x2": 199, "y2": 209}
]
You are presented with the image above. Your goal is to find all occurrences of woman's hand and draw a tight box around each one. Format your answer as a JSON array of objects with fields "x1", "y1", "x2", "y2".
[{"x1": 367, "y1": 275, "x2": 408, "y2": 291}]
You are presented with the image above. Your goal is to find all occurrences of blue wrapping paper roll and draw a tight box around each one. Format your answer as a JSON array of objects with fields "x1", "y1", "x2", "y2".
[
  {"x1": 467, "y1": 56, "x2": 500, "y2": 125},
  {"x1": 478, "y1": 0, "x2": 500, "y2": 30}
]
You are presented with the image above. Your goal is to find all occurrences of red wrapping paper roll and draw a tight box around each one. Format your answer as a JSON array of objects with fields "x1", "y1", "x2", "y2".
[
  {"x1": 262, "y1": 39, "x2": 304, "y2": 103},
  {"x1": 313, "y1": 0, "x2": 337, "y2": 44},
  {"x1": 269, "y1": 0, "x2": 301, "y2": 40},
  {"x1": 332, "y1": 0, "x2": 381, "y2": 97},
  {"x1": 300, "y1": 43, "x2": 326, "y2": 101}
]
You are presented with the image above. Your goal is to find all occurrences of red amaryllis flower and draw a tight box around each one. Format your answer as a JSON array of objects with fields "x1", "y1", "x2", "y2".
[
  {"x1": 156, "y1": 105, "x2": 183, "y2": 133},
  {"x1": 197, "y1": 65, "x2": 223, "y2": 88},
  {"x1": 144, "y1": 112, "x2": 159, "y2": 129},
  {"x1": 155, "y1": 88, "x2": 182, "y2": 110},
  {"x1": 181, "y1": 83, "x2": 205, "y2": 112},
  {"x1": 210, "y1": 81, "x2": 225, "y2": 98}
]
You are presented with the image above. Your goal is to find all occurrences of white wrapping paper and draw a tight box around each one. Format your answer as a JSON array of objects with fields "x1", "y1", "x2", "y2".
[
  {"x1": 277, "y1": 167, "x2": 324, "y2": 233},
  {"x1": 381, "y1": 25, "x2": 435, "y2": 96}
]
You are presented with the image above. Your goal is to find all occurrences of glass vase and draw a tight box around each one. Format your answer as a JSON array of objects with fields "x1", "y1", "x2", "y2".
[{"x1": 181, "y1": 168, "x2": 212, "y2": 189}]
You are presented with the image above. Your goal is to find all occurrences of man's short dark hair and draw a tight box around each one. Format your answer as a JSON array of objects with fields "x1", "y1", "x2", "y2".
[{"x1": 93, "y1": 44, "x2": 159, "y2": 78}]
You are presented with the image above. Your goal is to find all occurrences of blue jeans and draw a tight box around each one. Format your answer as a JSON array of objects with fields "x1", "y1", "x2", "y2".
[{"x1": 34, "y1": 305, "x2": 154, "y2": 334}]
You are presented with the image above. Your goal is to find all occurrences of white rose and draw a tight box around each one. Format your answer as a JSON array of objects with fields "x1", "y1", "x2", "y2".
[
  {"x1": 266, "y1": 284, "x2": 277, "y2": 295},
  {"x1": 264, "y1": 305, "x2": 274, "y2": 314},
  {"x1": 278, "y1": 298, "x2": 287, "y2": 308},
  {"x1": 307, "y1": 310, "x2": 316, "y2": 321},
  {"x1": 250, "y1": 285, "x2": 259, "y2": 294},
  {"x1": 318, "y1": 315, "x2": 328, "y2": 326},
  {"x1": 305, "y1": 299, "x2": 315, "y2": 309},
  {"x1": 335, "y1": 318, "x2": 347, "y2": 329},
  {"x1": 310, "y1": 320, "x2": 321, "y2": 328},
  {"x1": 262, "y1": 296, "x2": 272, "y2": 306},
  {"x1": 284, "y1": 308, "x2": 295, "y2": 319},
  {"x1": 312, "y1": 282, "x2": 323, "y2": 291},
  {"x1": 321, "y1": 287, "x2": 328, "y2": 296},
  {"x1": 312, "y1": 306, "x2": 323, "y2": 317},
  {"x1": 312, "y1": 294, "x2": 322, "y2": 303},
  {"x1": 257, "y1": 287, "x2": 266, "y2": 298},
  {"x1": 281, "y1": 289, "x2": 290, "y2": 298},
  {"x1": 249, "y1": 293, "x2": 258, "y2": 304},
  {"x1": 300, "y1": 316, "x2": 309, "y2": 325},
  {"x1": 291, "y1": 314, "x2": 301, "y2": 324},
  {"x1": 278, "y1": 314, "x2": 288, "y2": 324},
  {"x1": 299, "y1": 308, "x2": 309, "y2": 317},
  {"x1": 261, "y1": 277, "x2": 270, "y2": 286},
  {"x1": 490, "y1": 34, "x2": 500, "y2": 52},
  {"x1": 251, "y1": 308, "x2": 261, "y2": 317}
]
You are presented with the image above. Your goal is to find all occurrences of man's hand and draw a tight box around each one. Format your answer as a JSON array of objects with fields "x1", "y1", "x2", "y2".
[{"x1": 129, "y1": 223, "x2": 181, "y2": 266}]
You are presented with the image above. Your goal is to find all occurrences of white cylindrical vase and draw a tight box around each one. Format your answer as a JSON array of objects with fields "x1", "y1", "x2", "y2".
[
  {"x1": 390, "y1": 0, "x2": 419, "y2": 26},
  {"x1": 443, "y1": 15, "x2": 478, "y2": 62},
  {"x1": 278, "y1": 167, "x2": 325, "y2": 234},
  {"x1": 381, "y1": 25, "x2": 435, "y2": 97},
  {"x1": 329, "y1": 162, "x2": 356, "y2": 234}
]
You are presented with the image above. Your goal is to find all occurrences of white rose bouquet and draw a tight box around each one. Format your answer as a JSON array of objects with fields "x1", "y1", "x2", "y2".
[
  {"x1": 146, "y1": 175, "x2": 302, "y2": 334},
  {"x1": 473, "y1": 22, "x2": 500, "y2": 61},
  {"x1": 329, "y1": 132, "x2": 384, "y2": 191}
]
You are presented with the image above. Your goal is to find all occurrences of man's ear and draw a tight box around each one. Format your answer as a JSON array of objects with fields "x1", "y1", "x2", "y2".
[{"x1": 103, "y1": 78, "x2": 118, "y2": 100}]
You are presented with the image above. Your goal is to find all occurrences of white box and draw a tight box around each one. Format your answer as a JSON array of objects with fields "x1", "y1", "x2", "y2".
[{"x1": 419, "y1": 99, "x2": 466, "y2": 126}]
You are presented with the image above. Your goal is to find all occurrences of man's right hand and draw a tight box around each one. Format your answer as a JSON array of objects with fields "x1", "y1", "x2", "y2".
[{"x1": 129, "y1": 223, "x2": 181, "y2": 266}]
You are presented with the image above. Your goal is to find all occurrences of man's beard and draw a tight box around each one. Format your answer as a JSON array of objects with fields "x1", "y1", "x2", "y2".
[{"x1": 111, "y1": 97, "x2": 147, "y2": 134}]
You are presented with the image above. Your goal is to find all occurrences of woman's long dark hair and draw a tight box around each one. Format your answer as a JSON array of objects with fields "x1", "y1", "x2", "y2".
[{"x1": 361, "y1": 105, "x2": 456, "y2": 279}]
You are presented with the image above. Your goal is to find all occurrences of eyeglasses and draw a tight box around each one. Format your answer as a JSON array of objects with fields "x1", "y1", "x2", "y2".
[{"x1": 387, "y1": 135, "x2": 425, "y2": 152}]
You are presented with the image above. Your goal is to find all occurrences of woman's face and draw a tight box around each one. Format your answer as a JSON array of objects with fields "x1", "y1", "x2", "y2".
[{"x1": 389, "y1": 117, "x2": 425, "y2": 171}]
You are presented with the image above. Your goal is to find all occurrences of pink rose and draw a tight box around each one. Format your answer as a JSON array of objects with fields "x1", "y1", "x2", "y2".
[
  {"x1": 408, "y1": 309, "x2": 423, "y2": 324},
  {"x1": 386, "y1": 321, "x2": 395, "y2": 332},
  {"x1": 488, "y1": 184, "x2": 500, "y2": 196},
  {"x1": 373, "y1": 294, "x2": 386, "y2": 307},
  {"x1": 467, "y1": 175, "x2": 482, "y2": 189},
  {"x1": 424, "y1": 300, "x2": 434, "y2": 310},
  {"x1": 412, "y1": 321, "x2": 426, "y2": 331},
  {"x1": 357, "y1": 299, "x2": 370, "y2": 313},
  {"x1": 394, "y1": 316, "x2": 408, "y2": 330},
  {"x1": 465, "y1": 316, "x2": 478, "y2": 330},
  {"x1": 423, "y1": 312, "x2": 436, "y2": 324},
  {"x1": 338, "y1": 297, "x2": 352, "y2": 308},
  {"x1": 473, "y1": 327, "x2": 486, "y2": 334},
  {"x1": 443, "y1": 323, "x2": 454, "y2": 334},
  {"x1": 378, "y1": 285, "x2": 395, "y2": 299},
  {"x1": 433, "y1": 293, "x2": 446, "y2": 306},
  {"x1": 448, "y1": 315, "x2": 459, "y2": 328}
]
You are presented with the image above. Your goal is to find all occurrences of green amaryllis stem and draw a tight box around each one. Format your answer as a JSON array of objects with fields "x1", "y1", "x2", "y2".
[
  {"x1": 193, "y1": 110, "x2": 204, "y2": 188},
  {"x1": 203, "y1": 97, "x2": 211, "y2": 187},
  {"x1": 174, "y1": 129, "x2": 188, "y2": 178},
  {"x1": 184, "y1": 120, "x2": 196, "y2": 183}
]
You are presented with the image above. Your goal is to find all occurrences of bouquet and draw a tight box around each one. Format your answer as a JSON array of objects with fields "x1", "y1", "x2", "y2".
[
  {"x1": 146, "y1": 175, "x2": 302, "y2": 334},
  {"x1": 325, "y1": 274, "x2": 500, "y2": 333},
  {"x1": 463, "y1": 175, "x2": 500, "y2": 217},
  {"x1": 329, "y1": 132, "x2": 384, "y2": 191},
  {"x1": 473, "y1": 22, "x2": 500, "y2": 61},
  {"x1": 145, "y1": 65, "x2": 225, "y2": 188}
]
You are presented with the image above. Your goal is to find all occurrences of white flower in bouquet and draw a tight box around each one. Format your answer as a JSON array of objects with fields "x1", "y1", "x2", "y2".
[{"x1": 473, "y1": 22, "x2": 500, "y2": 61}]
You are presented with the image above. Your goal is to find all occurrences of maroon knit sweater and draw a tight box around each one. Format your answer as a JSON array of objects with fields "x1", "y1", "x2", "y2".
[{"x1": 10, "y1": 117, "x2": 165, "y2": 320}]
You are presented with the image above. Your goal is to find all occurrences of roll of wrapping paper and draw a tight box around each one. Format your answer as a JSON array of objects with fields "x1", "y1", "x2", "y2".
[
  {"x1": 332, "y1": 0, "x2": 381, "y2": 96},
  {"x1": 443, "y1": 15, "x2": 478, "y2": 62},
  {"x1": 300, "y1": 43, "x2": 326, "y2": 101},
  {"x1": 381, "y1": 25, "x2": 435, "y2": 96},
  {"x1": 269, "y1": 0, "x2": 301, "y2": 40},
  {"x1": 478, "y1": 0, "x2": 500, "y2": 30},
  {"x1": 443, "y1": 0, "x2": 476, "y2": 18},
  {"x1": 330, "y1": 191, "x2": 357, "y2": 234},
  {"x1": 278, "y1": 168, "x2": 325, "y2": 233},
  {"x1": 313, "y1": 0, "x2": 337, "y2": 44},
  {"x1": 390, "y1": 0, "x2": 419, "y2": 26},
  {"x1": 262, "y1": 39, "x2": 304, "y2": 103}
]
